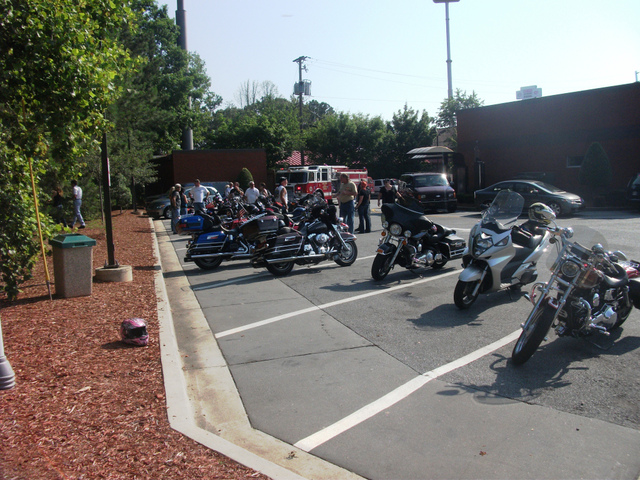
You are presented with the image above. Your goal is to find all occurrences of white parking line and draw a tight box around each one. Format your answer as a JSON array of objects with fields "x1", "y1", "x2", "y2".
[
  {"x1": 294, "y1": 329, "x2": 522, "y2": 452},
  {"x1": 215, "y1": 269, "x2": 460, "y2": 339}
]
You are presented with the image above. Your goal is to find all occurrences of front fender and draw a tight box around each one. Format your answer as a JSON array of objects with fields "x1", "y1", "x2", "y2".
[
  {"x1": 459, "y1": 263, "x2": 485, "y2": 282},
  {"x1": 375, "y1": 242, "x2": 395, "y2": 255}
]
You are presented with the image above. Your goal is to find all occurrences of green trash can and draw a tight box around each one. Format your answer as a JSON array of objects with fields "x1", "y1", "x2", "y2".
[{"x1": 50, "y1": 233, "x2": 97, "y2": 298}]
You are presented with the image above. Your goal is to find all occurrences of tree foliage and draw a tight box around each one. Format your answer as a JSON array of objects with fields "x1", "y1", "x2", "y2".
[
  {"x1": 579, "y1": 142, "x2": 612, "y2": 188},
  {"x1": 436, "y1": 89, "x2": 484, "y2": 149},
  {"x1": 0, "y1": 0, "x2": 136, "y2": 299}
]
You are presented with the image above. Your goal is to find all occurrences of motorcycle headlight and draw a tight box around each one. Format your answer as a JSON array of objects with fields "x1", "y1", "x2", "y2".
[
  {"x1": 560, "y1": 260, "x2": 581, "y2": 278},
  {"x1": 472, "y1": 234, "x2": 493, "y2": 256},
  {"x1": 389, "y1": 223, "x2": 403, "y2": 236},
  {"x1": 381, "y1": 220, "x2": 389, "y2": 229},
  {"x1": 405, "y1": 230, "x2": 412, "y2": 238}
]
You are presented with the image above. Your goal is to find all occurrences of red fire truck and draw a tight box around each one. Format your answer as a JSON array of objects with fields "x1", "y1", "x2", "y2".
[{"x1": 276, "y1": 165, "x2": 369, "y2": 199}]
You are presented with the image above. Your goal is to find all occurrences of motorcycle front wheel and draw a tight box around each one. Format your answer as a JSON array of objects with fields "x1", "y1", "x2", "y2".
[
  {"x1": 266, "y1": 261, "x2": 295, "y2": 277},
  {"x1": 334, "y1": 240, "x2": 358, "y2": 266},
  {"x1": 512, "y1": 302, "x2": 555, "y2": 365},
  {"x1": 453, "y1": 280, "x2": 480, "y2": 309},
  {"x1": 194, "y1": 257, "x2": 223, "y2": 270},
  {"x1": 371, "y1": 252, "x2": 394, "y2": 281}
]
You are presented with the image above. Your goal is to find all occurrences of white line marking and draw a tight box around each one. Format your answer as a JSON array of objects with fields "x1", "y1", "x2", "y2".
[
  {"x1": 215, "y1": 269, "x2": 460, "y2": 338},
  {"x1": 294, "y1": 329, "x2": 522, "y2": 452}
]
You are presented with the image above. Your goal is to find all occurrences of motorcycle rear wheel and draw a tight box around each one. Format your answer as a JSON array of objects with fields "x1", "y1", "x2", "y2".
[
  {"x1": 334, "y1": 240, "x2": 358, "y2": 266},
  {"x1": 371, "y1": 253, "x2": 394, "y2": 281},
  {"x1": 266, "y1": 261, "x2": 295, "y2": 277},
  {"x1": 194, "y1": 257, "x2": 223, "y2": 270},
  {"x1": 453, "y1": 280, "x2": 480, "y2": 309},
  {"x1": 512, "y1": 302, "x2": 555, "y2": 365}
]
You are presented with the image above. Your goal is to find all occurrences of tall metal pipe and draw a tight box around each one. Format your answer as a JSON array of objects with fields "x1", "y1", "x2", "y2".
[{"x1": 176, "y1": 0, "x2": 193, "y2": 150}]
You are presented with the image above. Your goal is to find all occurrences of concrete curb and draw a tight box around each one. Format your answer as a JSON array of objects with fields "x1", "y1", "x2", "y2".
[{"x1": 150, "y1": 218, "x2": 363, "y2": 480}]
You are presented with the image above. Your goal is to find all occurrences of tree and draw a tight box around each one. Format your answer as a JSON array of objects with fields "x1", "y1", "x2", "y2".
[
  {"x1": 0, "y1": 0, "x2": 135, "y2": 299},
  {"x1": 579, "y1": 142, "x2": 613, "y2": 204},
  {"x1": 236, "y1": 168, "x2": 254, "y2": 191},
  {"x1": 436, "y1": 90, "x2": 484, "y2": 149}
]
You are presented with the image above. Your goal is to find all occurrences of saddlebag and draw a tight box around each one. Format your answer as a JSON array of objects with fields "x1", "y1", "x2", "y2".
[
  {"x1": 242, "y1": 215, "x2": 280, "y2": 242},
  {"x1": 629, "y1": 278, "x2": 640, "y2": 309},
  {"x1": 441, "y1": 234, "x2": 467, "y2": 259},
  {"x1": 177, "y1": 214, "x2": 218, "y2": 235},
  {"x1": 264, "y1": 231, "x2": 304, "y2": 259}
]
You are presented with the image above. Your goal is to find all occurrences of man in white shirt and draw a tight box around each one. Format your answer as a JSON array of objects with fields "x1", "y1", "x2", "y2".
[
  {"x1": 70, "y1": 180, "x2": 86, "y2": 229},
  {"x1": 244, "y1": 181, "x2": 260, "y2": 204},
  {"x1": 190, "y1": 179, "x2": 209, "y2": 213}
]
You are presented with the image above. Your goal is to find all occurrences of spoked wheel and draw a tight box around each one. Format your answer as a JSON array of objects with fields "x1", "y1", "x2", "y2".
[
  {"x1": 547, "y1": 202, "x2": 562, "y2": 217},
  {"x1": 512, "y1": 302, "x2": 556, "y2": 365},
  {"x1": 194, "y1": 257, "x2": 223, "y2": 270},
  {"x1": 371, "y1": 253, "x2": 394, "y2": 281},
  {"x1": 453, "y1": 280, "x2": 480, "y2": 309},
  {"x1": 266, "y1": 261, "x2": 295, "y2": 277},
  {"x1": 334, "y1": 240, "x2": 358, "y2": 266}
]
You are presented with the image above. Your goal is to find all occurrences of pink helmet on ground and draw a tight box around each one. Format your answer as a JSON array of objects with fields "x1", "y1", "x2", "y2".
[{"x1": 120, "y1": 318, "x2": 149, "y2": 346}]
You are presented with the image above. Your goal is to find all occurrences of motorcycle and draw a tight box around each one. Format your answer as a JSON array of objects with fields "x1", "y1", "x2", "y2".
[
  {"x1": 454, "y1": 191, "x2": 552, "y2": 309},
  {"x1": 512, "y1": 223, "x2": 640, "y2": 364},
  {"x1": 251, "y1": 199, "x2": 357, "y2": 277},
  {"x1": 177, "y1": 204, "x2": 290, "y2": 271},
  {"x1": 371, "y1": 200, "x2": 466, "y2": 281}
]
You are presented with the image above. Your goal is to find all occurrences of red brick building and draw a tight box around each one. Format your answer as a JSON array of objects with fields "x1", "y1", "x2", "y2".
[
  {"x1": 457, "y1": 82, "x2": 640, "y2": 204},
  {"x1": 148, "y1": 149, "x2": 268, "y2": 195}
]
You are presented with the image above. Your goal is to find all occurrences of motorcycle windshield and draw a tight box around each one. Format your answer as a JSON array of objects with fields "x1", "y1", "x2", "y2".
[
  {"x1": 481, "y1": 191, "x2": 524, "y2": 230},
  {"x1": 381, "y1": 202, "x2": 429, "y2": 227}
]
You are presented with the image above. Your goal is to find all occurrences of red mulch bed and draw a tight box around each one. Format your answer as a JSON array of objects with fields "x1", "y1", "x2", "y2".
[{"x1": 0, "y1": 210, "x2": 269, "y2": 480}]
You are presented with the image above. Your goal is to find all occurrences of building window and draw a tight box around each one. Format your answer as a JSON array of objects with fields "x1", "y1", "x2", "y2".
[{"x1": 567, "y1": 156, "x2": 584, "y2": 168}]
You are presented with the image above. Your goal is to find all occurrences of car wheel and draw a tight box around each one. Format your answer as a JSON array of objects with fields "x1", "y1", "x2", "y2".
[
  {"x1": 163, "y1": 206, "x2": 171, "y2": 219},
  {"x1": 546, "y1": 201, "x2": 562, "y2": 217}
]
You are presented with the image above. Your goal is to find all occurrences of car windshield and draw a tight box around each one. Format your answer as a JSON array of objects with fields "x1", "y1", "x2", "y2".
[
  {"x1": 283, "y1": 172, "x2": 307, "y2": 183},
  {"x1": 530, "y1": 181, "x2": 563, "y2": 193},
  {"x1": 411, "y1": 175, "x2": 448, "y2": 187}
]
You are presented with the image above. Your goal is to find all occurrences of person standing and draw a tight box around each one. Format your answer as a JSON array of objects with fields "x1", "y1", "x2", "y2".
[
  {"x1": 244, "y1": 181, "x2": 260, "y2": 205},
  {"x1": 191, "y1": 179, "x2": 209, "y2": 213},
  {"x1": 377, "y1": 179, "x2": 399, "y2": 206},
  {"x1": 275, "y1": 177, "x2": 288, "y2": 214},
  {"x1": 70, "y1": 180, "x2": 85, "y2": 229},
  {"x1": 180, "y1": 187, "x2": 188, "y2": 216},
  {"x1": 336, "y1": 173, "x2": 357, "y2": 233},
  {"x1": 52, "y1": 187, "x2": 68, "y2": 227},
  {"x1": 170, "y1": 184, "x2": 181, "y2": 234},
  {"x1": 356, "y1": 180, "x2": 371, "y2": 233},
  {"x1": 258, "y1": 182, "x2": 271, "y2": 200}
]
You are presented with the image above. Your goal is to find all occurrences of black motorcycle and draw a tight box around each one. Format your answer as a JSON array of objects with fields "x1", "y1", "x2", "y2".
[
  {"x1": 371, "y1": 201, "x2": 466, "y2": 281},
  {"x1": 512, "y1": 223, "x2": 640, "y2": 365},
  {"x1": 251, "y1": 201, "x2": 357, "y2": 277}
]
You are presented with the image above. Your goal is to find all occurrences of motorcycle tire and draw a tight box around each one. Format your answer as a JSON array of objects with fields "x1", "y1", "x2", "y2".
[
  {"x1": 610, "y1": 301, "x2": 633, "y2": 331},
  {"x1": 334, "y1": 239, "x2": 358, "y2": 266},
  {"x1": 432, "y1": 258, "x2": 448, "y2": 269},
  {"x1": 453, "y1": 280, "x2": 480, "y2": 309},
  {"x1": 512, "y1": 301, "x2": 555, "y2": 365},
  {"x1": 266, "y1": 261, "x2": 295, "y2": 277},
  {"x1": 194, "y1": 257, "x2": 224, "y2": 270},
  {"x1": 371, "y1": 253, "x2": 394, "y2": 281}
]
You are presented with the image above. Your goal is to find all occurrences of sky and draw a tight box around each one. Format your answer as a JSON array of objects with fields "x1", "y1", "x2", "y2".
[{"x1": 159, "y1": 0, "x2": 640, "y2": 121}]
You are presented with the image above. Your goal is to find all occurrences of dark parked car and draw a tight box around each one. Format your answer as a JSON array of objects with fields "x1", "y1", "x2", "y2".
[
  {"x1": 399, "y1": 173, "x2": 457, "y2": 213},
  {"x1": 146, "y1": 186, "x2": 219, "y2": 219},
  {"x1": 474, "y1": 180, "x2": 584, "y2": 217},
  {"x1": 627, "y1": 173, "x2": 640, "y2": 210}
]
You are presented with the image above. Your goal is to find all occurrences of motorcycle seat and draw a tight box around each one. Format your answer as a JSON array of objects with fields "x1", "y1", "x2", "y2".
[{"x1": 602, "y1": 263, "x2": 629, "y2": 288}]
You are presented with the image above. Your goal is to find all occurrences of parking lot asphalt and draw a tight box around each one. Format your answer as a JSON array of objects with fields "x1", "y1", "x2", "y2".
[{"x1": 152, "y1": 210, "x2": 640, "y2": 480}]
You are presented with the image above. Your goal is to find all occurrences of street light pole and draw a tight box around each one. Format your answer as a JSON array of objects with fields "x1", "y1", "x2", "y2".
[{"x1": 433, "y1": 0, "x2": 459, "y2": 99}]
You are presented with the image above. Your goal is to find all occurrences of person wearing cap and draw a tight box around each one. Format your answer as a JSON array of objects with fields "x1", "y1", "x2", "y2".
[
  {"x1": 356, "y1": 179, "x2": 371, "y2": 233},
  {"x1": 170, "y1": 184, "x2": 181, "y2": 234}
]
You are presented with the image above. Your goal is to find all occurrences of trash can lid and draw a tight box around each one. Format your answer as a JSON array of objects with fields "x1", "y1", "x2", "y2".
[{"x1": 50, "y1": 233, "x2": 97, "y2": 249}]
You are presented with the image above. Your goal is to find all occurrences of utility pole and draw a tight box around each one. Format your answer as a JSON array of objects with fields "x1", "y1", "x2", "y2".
[
  {"x1": 433, "y1": 0, "x2": 459, "y2": 99},
  {"x1": 293, "y1": 56, "x2": 309, "y2": 165},
  {"x1": 176, "y1": 0, "x2": 193, "y2": 150}
]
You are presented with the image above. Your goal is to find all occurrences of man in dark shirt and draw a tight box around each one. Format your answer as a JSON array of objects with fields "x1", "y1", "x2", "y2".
[{"x1": 356, "y1": 180, "x2": 371, "y2": 233}]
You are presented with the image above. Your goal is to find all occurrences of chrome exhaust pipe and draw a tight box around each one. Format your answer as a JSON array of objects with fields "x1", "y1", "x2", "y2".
[{"x1": 265, "y1": 253, "x2": 326, "y2": 264}]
